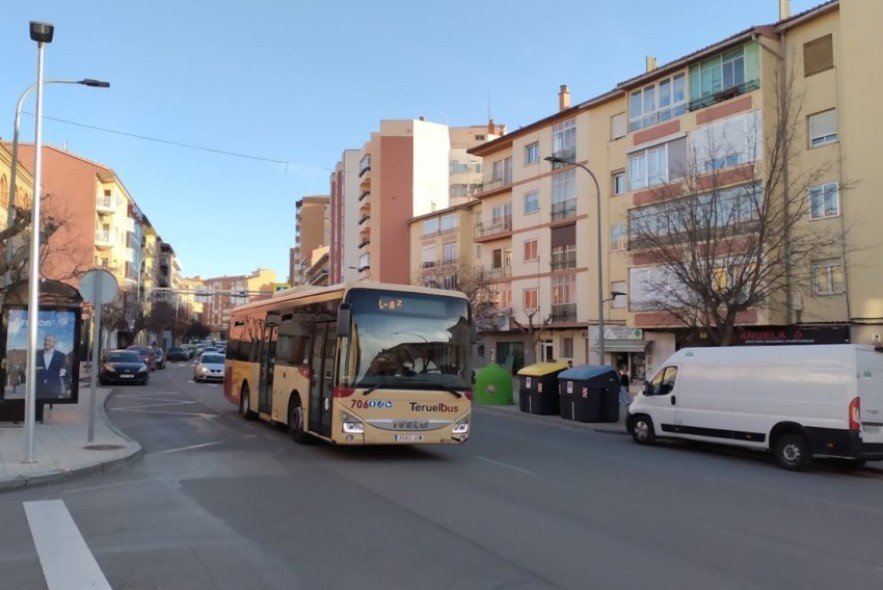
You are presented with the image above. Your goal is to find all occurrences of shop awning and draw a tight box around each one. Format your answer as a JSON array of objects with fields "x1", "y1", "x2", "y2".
[{"x1": 592, "y1": 339, "x2": 649, "y2": 353}]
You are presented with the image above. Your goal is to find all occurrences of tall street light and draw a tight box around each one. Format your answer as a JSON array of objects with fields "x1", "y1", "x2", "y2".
[
  {"x1": 544, "y1": 156, "x2": 607, "y2": 365},
  {"x1": 23, "y1": 20, "x2": 55, "y2": 462},
  {"x1": 5, "y1": 78, "x2": 109, "y2": 287}
]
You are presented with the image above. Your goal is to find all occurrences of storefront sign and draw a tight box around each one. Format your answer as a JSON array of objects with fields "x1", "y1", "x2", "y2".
[{"x1": 733, "y1": 325, "x2": 850, "y2": 346}]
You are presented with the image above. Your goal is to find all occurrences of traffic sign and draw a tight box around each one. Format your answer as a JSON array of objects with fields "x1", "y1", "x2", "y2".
[{"x1": 79, "y1": 268, "x2": 118, "y2": 304}]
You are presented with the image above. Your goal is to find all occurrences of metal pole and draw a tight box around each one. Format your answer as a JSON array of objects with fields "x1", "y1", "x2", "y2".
[
  {"x1": 579, "y1": 165, "x2": 605, "y2": 366},
  {"x1": 87, "y1": 286, "x2": 103, "y2": 443},
  {"x1": 24, "y1": 40, "x2": 47, "y2": 463}
]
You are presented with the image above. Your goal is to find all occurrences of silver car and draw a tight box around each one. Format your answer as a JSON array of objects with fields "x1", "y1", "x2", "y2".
[{"x1": 193, "y1": 352, "x2": 225, "y2": 383}]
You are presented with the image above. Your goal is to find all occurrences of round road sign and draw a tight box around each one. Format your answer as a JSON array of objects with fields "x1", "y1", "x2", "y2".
[{"x1": 79, "y1": 268, "x2": 119, "y2": 304}]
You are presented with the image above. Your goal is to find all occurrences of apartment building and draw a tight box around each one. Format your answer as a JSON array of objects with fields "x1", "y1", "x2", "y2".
[
  {"x1": 200, "y1": 268, "x2": 276, "y2": 338},
  {"x1": 291, "y1": 195, "x2": 330, "y2": 286},
  {"x1": 0, "y1": 142, "x2": 34, "y2": 284},
  {"x1": 464, "y1": 0, "x2": 873, "y2": 380},
  {"x1": 334, "y1": 119, "x2": 503, "y2": 285},
  {"x1": 329, "y1": 150, "x2": 361, "y2": 283}
]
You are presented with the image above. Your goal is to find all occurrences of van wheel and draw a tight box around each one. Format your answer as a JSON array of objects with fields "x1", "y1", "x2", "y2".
[
  {"x1": 629, "y1": 415, "x2": 656, "y2": 445},
  {"x1": 289, "y1": 403, "x2": 309, "y2": 444},
  {"x1": 239, "y1": 384, "x2": 256, "y2": 420},
  {"x1": 773, "y1": 433, "x2": 811, "y2": 471}
]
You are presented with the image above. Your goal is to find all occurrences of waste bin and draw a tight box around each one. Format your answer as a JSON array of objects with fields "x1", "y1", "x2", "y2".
[
  {"x1": 473, "y1": 364, "x2": 513, "y2": 405},
  {"x1": 558, "y1": 364, "x2": 620, "y2": 422},
  {"x1": 517, "y1": 362, "x2": 569, "y2": 415}
]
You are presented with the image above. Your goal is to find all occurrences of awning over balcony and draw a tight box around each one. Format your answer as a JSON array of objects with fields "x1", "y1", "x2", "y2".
[{"x1": 592, "y1": 339, "x2": 650, "y2": 353}]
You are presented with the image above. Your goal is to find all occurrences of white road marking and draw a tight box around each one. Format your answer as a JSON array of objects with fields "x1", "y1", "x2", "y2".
[
  {"x1": 24, "y1": 499, "x2": 112, "y2": 590},
  {"x1": 474, "y1": 455, "x2": 537, "y2": 476},
  {"x1": 112, "y1": 400, "x2": 196, "y2": 410},
  {"x1": 110, "y1": 407, "x2": 219, "y2": 418},
  {"x1": 159, "y1": 441, "x2": 223, "y2": 454}
]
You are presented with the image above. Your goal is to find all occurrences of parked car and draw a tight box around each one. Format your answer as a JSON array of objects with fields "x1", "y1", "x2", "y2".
[
  {"x1": 166, "y1": 347, "x2": 191, "y2": 362},
  {"x1": 127, "y1": 345, "x2": 157, "y2": 371},
  {"x1": 193, "y1": 352, "x2": 225, "y2": 383},
  {"x1": 99, "y1": 350, "x2": 149, "y2": 385},
  {"x1": 154, "y1": 348, "x2": 166, "y2": 370}
]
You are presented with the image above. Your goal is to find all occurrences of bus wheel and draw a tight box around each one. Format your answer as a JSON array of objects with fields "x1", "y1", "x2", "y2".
[
  {"x1": 289, "y1": 402, "x2": 309, "y2": 444},
  {"x1": 239, "y1": 384, "x2": 256, "y2": 420}
]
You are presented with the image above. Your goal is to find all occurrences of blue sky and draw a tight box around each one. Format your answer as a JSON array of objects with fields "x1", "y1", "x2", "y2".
[{"x1": 2, "y1": 0, "x2": 821, "y2": 281}]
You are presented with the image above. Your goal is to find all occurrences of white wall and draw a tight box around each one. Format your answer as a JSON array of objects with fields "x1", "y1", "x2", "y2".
[{"x1": 412, "y1": 120, "x2": 451, "y2": 218}]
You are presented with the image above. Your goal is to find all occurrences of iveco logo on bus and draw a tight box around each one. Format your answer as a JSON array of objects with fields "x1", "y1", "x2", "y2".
[{"x1": 409, "y1": 402, "x2": 460, "y2": 413}]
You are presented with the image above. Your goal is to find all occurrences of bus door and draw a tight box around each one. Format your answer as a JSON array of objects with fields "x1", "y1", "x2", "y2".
[
  {"x1": 308, "y1": 319, "x2": 337, "y2": 437},
  {"x1": 258, "y1": 324, "x2": 278, "y2": 415}
]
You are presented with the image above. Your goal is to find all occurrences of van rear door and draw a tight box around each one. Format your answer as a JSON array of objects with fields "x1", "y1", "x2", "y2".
[{"x1": 856, "y1": 349, "x2": 883, "y2": 445}]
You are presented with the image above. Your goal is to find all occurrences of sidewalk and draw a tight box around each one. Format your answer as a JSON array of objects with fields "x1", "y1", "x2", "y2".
[{"x1": 0, "y1": 380, "x2": 142, "y2": 492}]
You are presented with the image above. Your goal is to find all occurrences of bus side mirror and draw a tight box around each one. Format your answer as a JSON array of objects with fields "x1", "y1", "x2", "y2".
[{"x1": 337, "y1": 303, "x2": 352, "y2": 338}]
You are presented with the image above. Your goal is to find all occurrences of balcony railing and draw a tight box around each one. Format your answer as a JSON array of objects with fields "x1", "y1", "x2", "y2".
[
  {"x1": 358, "y1": 214, "x2": 370, "y2": 225},
  {"x1": 687, "y1": 79, "x2": 760, "y2": 112},
  {"x1": 549, "y1": 147, "x2": 576, "y2": 168},
  {"x1": 475, "y1": 216, "x2": 512, "y2": 239},
  {"x1": 628, "y1": 218, "x2": 760, "y2": 250},
  {"x1": 358, "y1": 238, "x2": 370, "y2": 249},
  {"x1": 550, "y1": 199, "x2": 577, "y2": 222},
  {"x1": 550, "y1": 251, "x2": 577, "y2": 271},
  {"x1": 95, "y1": 230, "x2": 113, "y2": 245},
  {"x1": 359, "y1": 155, "x2": 372, "y2": 177},
  {"x1": 358, "y1": 190, "x2": 370, "y2": 201},
  {"x1": 96, "y1": 195, "x2": 114, "y2": 212},
  {"x1": 485, "y1": 265, "x2": 512, "y2": 279},
  {"x1": 549, "y1": 304, "x2": 577, "y2": 323}
]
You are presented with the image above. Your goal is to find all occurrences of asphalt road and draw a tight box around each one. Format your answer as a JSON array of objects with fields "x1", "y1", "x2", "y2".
[{"x1": 1, "y1": 362, "x2": 882, "y2": 589}]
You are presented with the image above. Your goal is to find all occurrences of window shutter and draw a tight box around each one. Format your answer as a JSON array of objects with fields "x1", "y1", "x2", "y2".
[
  {"x1": 809, "y1": 110, "x2": 837, "y2": 141},
  {"x1": 804, "y1": 35, "x2": 833, "y2": 77},
  {"x1": 611, "y1": 113, "x2": 626, "y2": 140}
]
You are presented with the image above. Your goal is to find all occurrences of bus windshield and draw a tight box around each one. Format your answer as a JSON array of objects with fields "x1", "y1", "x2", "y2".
[{"x1": 343, "y1": 288, "x2": 471, "y2": 390}]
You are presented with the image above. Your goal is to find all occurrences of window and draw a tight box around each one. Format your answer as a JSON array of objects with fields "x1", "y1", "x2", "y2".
[
  {"x1": 648, "y1": 366, "x2": 678, "y2": 396},
  {"x1": 422, "y1": 217, "x2": 439, "y2": 237},
  {"x1": 552, "y1": 119, "x2": 576, "y2": 162},
  {"x1": 525, "y1": 142, "x2": 539, "y2": 165},
  {"x1": 421, "y1": 245, "x2": 436, "y2": 268},
  {"x1": 628, "y1": 137, "x2": 686, "y2": 190},
  {"x1": 689, "y1": 44, "x2": 760, "y2": 109},
  {"x1": 612, "y1": 171, "x2": 625, "y2": 195},
  {"x1": 804, "y1": 34, "x2": 833, "y2": 77},
  {"x1": 524, "y1": 239, "x2": 538, "y2": 262},
  {"x1": 440, "y1": 213, "x2": 458, "y2": 233},
  {"x1": 442, "y1": 241, "x2": 457, "y2": 264},
  {"x1": 611, "y1": 113, "x2": 626, "y2": 140},
  {"x1": 809, "y1": 110, "x2": 838, "y2": 148},
  {"x1": 611, "y1": 281, "x2": 627, "y2": 309},
  {"x1": 610, "y1": 224, "x2": 628, "y2": 251},
  {"x1": 690, "y1": 111, "x2": 762, "y2": 172},
  {"x1": 552, "y1": 168, "x2": 576, "y2": 209},
  {"x1": 552, "y1": 274, "x2": 576, "y2": 304},
  {"x1": 562, "y1": 337, "x2": 574, "y2": 358},
  {"x1": 629, "y1": 74, "x2": 687, "y2": 131},
  {"x1": 812, "y1": 259, "x2": 843, "y2": 295},
  {"x1": 810, "y1": 182, "x2": 839, "y2": 220},
  {"x1": 450, "y1": 160, "x2": 469, "y2": 174},
  {"x1": 523, "y1": 288, "x2": 538, "y2": 311},
  {"x1": 524, "y1": 190, "x2": 539, "y2": 214},
  {"x1": 492, "y1": 160, "x2": 503, "y2": 182}
]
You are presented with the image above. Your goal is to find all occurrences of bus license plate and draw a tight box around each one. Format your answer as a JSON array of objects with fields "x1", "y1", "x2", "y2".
[{"x1": 395, "y1": 434, "x2": 423, "y2": 442}]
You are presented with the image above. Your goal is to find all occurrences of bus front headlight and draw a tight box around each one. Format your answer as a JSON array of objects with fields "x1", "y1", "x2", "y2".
[
  {"x1": 452, "y1": 415, "x2": 470, "y2": 434},
  {"x1": 342, "y1": 411, "x2": 364, "y2": 434}
]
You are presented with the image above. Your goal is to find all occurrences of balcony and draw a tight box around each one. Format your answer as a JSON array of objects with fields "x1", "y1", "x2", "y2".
[
  {"x1": 358, "y1": 214, "x2": 370, "y2": 225},
  {"x1": 359, "y1": 200, "x2": 370, "y2": 217},
  {"x1": 359, "y1": 171, "x2": 371, "y2": 191},
  {"x1": 358, "y1": 190, "x2": 370, "y2": 202},
  {"x1": 95, "y1": 230, "x2": 114, "y2": 248},
  {"x1": 628, "y1": 218, "x2": 760, "y2": 250},
  {"x1": 96, "y1": 195, "x2": 115, "y2": 213},
  {"x1": 550, "y1": 199, "x2": 577, "y2": 222},
  {"x1": 359, "y1": 155, "x2": 372, "y2": 176},
  {"x1": 474, "y1": 216, "x2": 513, "y2": 242},
  {"x1": 550, "y1": 251, "x2": 577, "y2": 271},
  {"x1": 549, "y1": 304, "x2": 577, "y2": 323},
  {"x1": 549, "y1": 147, "x2": 576, "y2": 168},
  {"x1": 484, "y1": 265, "x2": 512, "y2": 279},
  {"x1": 358, "y1": 238, "x2": 370, "y2": 249},
  {"x1": 688, "y1": 79, "x2": 760, "y2": 112}
]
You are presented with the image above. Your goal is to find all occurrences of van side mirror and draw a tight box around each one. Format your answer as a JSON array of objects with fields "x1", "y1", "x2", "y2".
[{"x1": 642, "y1": 381, "x2": 651, "y2": 396}]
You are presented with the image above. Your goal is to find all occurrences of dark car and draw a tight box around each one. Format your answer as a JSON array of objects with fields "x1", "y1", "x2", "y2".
[
  {"x1": 166, "y1": 347, "x2": 191, "y2": 362},
  {"x1": 127, "y1": 345, "x2": 157, "y2": 371},
  {"x1": 99, "y1": 350, "x2": 149, "y2": 385}
]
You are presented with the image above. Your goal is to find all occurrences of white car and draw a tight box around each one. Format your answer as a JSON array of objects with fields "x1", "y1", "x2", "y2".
[{"x1": 193, "y1": 352, "x2": 225, "y2": 383}]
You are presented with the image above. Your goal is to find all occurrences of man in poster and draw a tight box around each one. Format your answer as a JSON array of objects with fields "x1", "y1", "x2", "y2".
[{"x1": 36, "y1": 333, "x2": 68, "y2": 397}]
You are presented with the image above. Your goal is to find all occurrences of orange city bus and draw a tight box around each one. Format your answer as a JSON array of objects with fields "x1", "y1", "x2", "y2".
[{"x1": 223, "y1": 281, "x2": 474, "y2": 445}]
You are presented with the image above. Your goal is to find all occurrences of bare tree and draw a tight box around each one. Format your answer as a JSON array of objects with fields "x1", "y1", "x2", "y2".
[
  {"x1": 507, "y1": 308, "x2": 550, "y2": 366},
  {"x1": 628, "y1": 70, "x2": 853, "y2": 345},
  {"x1": 415, "y1": 260, "x2": 500, "y2": 332}
]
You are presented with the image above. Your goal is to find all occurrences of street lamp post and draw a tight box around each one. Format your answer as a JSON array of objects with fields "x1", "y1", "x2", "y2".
[
  {"x1": 4, "y1": 78, "x2": 110, "y2": 287},
  {"x1": 544, "y1": 156, "x2": 607, "y2": 365}
]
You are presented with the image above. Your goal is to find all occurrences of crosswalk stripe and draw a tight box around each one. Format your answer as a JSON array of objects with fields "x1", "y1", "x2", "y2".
[{"x1": 24, "y1": 499, "x2": 113, "y2": 590}]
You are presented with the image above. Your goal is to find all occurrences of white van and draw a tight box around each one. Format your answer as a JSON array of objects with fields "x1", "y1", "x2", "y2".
[{"x1": 626, "y1": 344, "x2": 883, "y2": 470}]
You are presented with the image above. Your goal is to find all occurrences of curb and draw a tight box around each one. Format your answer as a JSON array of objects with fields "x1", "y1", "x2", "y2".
[{"x1": 0, "y1": 389, "x2": 143, "y2": 493}]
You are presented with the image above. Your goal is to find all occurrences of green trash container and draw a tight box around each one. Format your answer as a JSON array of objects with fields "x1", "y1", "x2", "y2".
[
  {"x1": 517, "y1": 362, "x2": 569, "y2": 415},
  {"x1": 473, "y1": 364, "x2": 513, "y2": 405}
]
